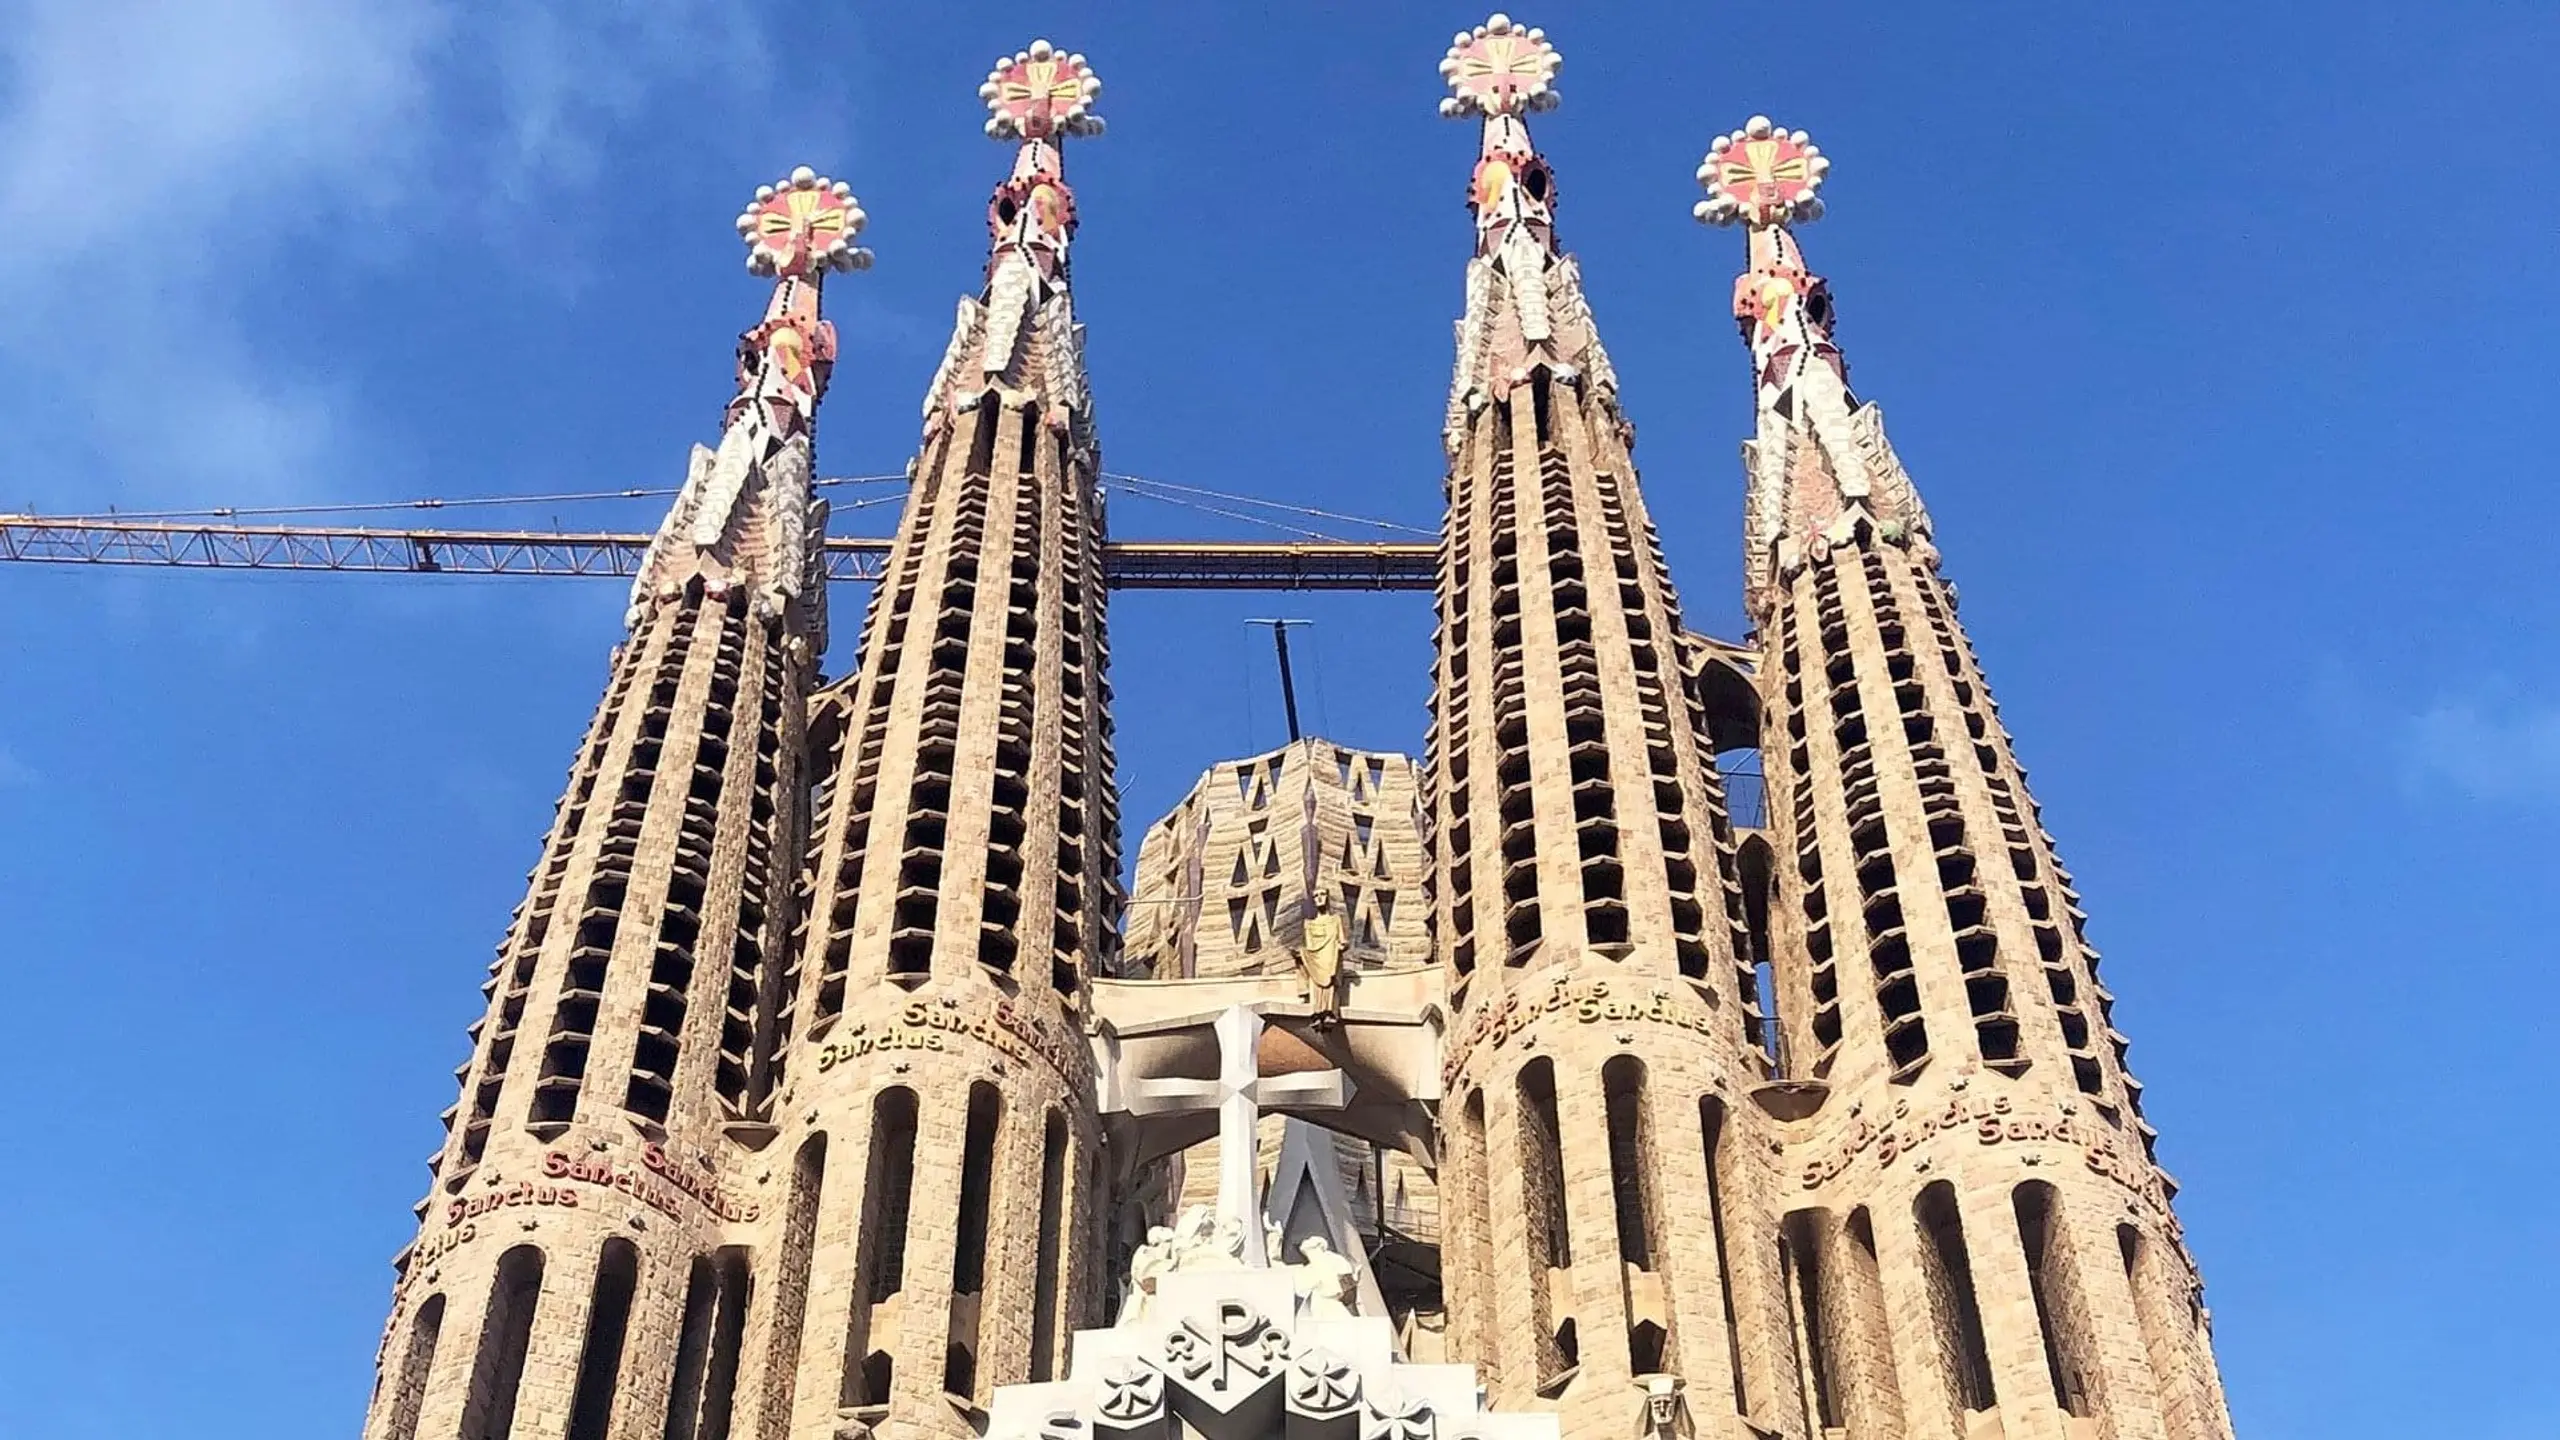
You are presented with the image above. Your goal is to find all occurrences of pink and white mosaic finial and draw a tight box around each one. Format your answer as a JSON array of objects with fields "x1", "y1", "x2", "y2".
[
  {"x1": 1437, "y1": 13, "x2": 1561, "y2": 119},
  {"x1": 1694, "y1": 116, "x2": 1828, "y2": 227},
  {"x1": 981, "y1": 39, "x2": 1105, "y2": 141},
  {"x1": 734, "y1": 166, "x2": 872, "y2": 278}
]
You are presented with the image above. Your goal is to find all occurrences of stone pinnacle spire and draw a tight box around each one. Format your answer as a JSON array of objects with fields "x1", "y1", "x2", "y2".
[
  {"x1": 365, "y1": 171, "x2": 861, "y2": 1440},
  {"x1": 912, "y1": 39, "x2": 1103, "y2": 447},
  {"x1": 1695, "y1": 119, "x2": 1931, "y2": 624},
  {"x1": 628, "y1": 168, "x2": 870, "y2": 648},
  {"x1": 1438, "y1": 14, "x2": 1617, "y2": 455},
  {"x1": 1703, "y1": 121, "x2": 2236, "y2": 1440},
  {"x1": 1426, "y1": 17, "x2": 1785, "y2": 1433},
  {"x1": 760, "y1": 39, "x2": 1121, "y2": 1437}
]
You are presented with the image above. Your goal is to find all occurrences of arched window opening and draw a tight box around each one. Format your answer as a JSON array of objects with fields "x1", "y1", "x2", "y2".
[
  {"x1": 464, "y1": 1244, "x2": 544, "y2": 1440},
  {"x1": 1603, "y1": 1056, "x2": 1655, "y2": 1270},
  {"x1": 2014, "y1": 1182, "x2": 2096, "y2": 1417},
  {"x1": 567, "y1": 1239, "x2": 641, "y2": 1440},
  {"x1": 1456, "y1": 1089, "x2": 1495, "y2": 1363},
  {"x1": 1519, "y1": 1058, "x2": 1575, "y2": 1389},
  {"x1": 692, "y1": 1248, "x2": 753, "y2": 1440},
  {"x1": 382, "y1": 1294, "x2": 443, "y2": 1440},
  {"x1": 1699, "y1": 1098, "x2": 1751, "y2": 1416},
  {"x1": 1030, "y1": 1112, "x2": 1070, "y2": 1382},
  {"x1": 663, "y1": 1258, "x2": 719, "y2": 1440},
  {"x1": 2120, "y1": 1224, "x2": 2215, "y2": 1440},
  {"x1": 841, "y1": 1087, "x2": 918, "y2": 1411},
  {"x1": 1915, "y1": 1181, "x2": 1997, "y2": 1414},
  {"x1": 1519, "y1": 1060, "x2": 1571, "y2": 1269},
  {"x1": 1781, "y1": 1211, "x2": 1842, "y2": 1431},
  {"x1": 753, "y1": 1134, "x2": 828, "y2": 1439},
  {"x1": 953, "y1": 1083, "x2": 1003, "y2": 1295}
]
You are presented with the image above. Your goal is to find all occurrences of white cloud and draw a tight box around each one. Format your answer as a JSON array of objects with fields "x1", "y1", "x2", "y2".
[
  {"x1": 482, "y1": 6, "x2": 769, "y2": 204},
  {"x1": 0, "y1": 0, "x2": 775, "y2": 502},
  {"x1": 0, "y1": 0, "x2": 440, "y2": 496},
  {"x1": 2405, "y1": 695, "x2": 2560, "y2": 805},
  {"x1": 0, "y1": 742, "x2": 33, "y2": 788}
]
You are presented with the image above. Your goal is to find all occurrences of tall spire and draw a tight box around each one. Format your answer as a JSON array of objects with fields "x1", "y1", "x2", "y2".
[
  {"x1": 1695, "y1": 119, "x2": 1930, "y2": 624},
  {"x1": 1438, "y1": 15, "x2": 1616, "y2": 454},
  {"x1": 1703, "y1": 122, "x2": 2236, "y2": 1440},
  {"x1": 1426, "y1": 18, "x2": 1786, "y2": 1431},
  {"x1": 365, "y1": 169, "x2": 863, "y2": 1440},
  {"x1": 760, "y1": 41, "x2": 1120, "y2": 1433},
  {"x1": 630, "y1": 167, "x2": 871, "y2": 645}
]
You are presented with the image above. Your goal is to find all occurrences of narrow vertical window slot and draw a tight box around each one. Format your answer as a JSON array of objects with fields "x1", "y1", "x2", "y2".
[
  {"x1": 1030, "y1": 1113, "x2": 1070, "y2": 1382},
  {"x1": 841, "y1": 1086, "x2": 917, "y2": 1410},
  {"x1": 1916, "y1": 1180, "x2": 1998, "y2": 1415},
  {"x1": 463, "y1": 1244, "x2": 544, "y2": 1440},
  {"x1": 567, "y1": 1240, "x2": 641, "y2": 1440}
]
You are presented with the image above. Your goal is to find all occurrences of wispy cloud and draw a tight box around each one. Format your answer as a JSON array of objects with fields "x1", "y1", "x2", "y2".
[
  {"x1": 0, "y1": 0, "x2": 777, "y2": 504},
  {"x1": 2404, "y1": 694, "x2": 2560, "y2": 805},
  {"x1": 0, "y1": 743, "x2": 34, "y2": 789}
]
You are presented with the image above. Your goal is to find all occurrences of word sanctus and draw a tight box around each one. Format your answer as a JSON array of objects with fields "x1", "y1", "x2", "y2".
[
  {"x1": 540, "y1": 1146, "x2": 761, "y2": 1225},
  {"x1": 1800, "y1": 1090, "x2": 2166, "y2": 1211},
  {"x1": 445, "y1": 1180, "x2": 580, "y2": 1228},
  {"x1": 1443, "y1": 975, "x2": 1725, "y2": 1085},
  {"x1": 814, "y1": 996, "x2": 1088, "y2": 1085}
]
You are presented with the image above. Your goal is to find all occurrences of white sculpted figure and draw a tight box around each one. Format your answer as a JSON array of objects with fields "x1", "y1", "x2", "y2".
[
  {"x1": 1122, "y1": 1224, "x2": 1177, "y2": 1322},
  {"x1": 1164, "y1": 1204, "x2": 1245, "y2": 1272},
  {"x1": 1292, "y1": 1235, "x2": 1359, "y2": 1320}
]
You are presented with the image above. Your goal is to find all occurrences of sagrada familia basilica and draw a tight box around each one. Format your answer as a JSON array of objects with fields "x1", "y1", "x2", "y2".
[{"x1": 359, "y1": 19, "x2": 2238, "y2": 1440}]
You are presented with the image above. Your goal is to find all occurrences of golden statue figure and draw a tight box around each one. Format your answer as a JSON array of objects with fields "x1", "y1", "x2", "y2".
[{"x1": 1298, "y1": 890, "x2": 1345, "y2": 1025}]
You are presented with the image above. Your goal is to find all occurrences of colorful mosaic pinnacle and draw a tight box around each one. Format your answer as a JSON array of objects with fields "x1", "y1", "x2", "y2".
[
  {"x1": 981, "y1": 38, "x2": 1105, "y2": 139},
  {"x1": 1437, "y1": 13, "x2": 1561, "y2": 118},
  {"x1": 1694, "y1": 115, "x2": 1829, "y2": 227},
  {"x1": 734, "y1": 165, "x2": 872, "y2": 277}
]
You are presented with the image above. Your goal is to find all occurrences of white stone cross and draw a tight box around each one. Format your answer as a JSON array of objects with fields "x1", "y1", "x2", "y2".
[{"x1": 1124, "y1": 1004, "x2": 1352, "y2": 1268}]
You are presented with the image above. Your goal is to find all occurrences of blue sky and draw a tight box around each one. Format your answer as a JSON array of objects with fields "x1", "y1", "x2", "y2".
[{"x1": 2, "y1": 2, "x2": 2554, "y2": 1435}]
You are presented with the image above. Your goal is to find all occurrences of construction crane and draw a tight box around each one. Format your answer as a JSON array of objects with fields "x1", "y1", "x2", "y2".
[{"x1": 0, "y1": 516, "x2": 1437, "y2": 592}]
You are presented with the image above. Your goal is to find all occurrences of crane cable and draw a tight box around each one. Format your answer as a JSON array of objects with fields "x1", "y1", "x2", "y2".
[
  {"x1": 1101, "y1": 471, "x2": 1434, "y2": 538},
  {"x1": 25, "y1": 469, "x2": 1434, "y2": 545},
  {"x1": 31, "y1": 473, "x2": 912, "y2": 525}
]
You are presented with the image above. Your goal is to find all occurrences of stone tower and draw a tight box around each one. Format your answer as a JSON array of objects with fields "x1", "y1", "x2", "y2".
[
  {"x1": 741, "y1": 41, "x2": 1120, "y2": 1440},
  {"x1": 362, "y1": 170, "x2": 872, "y2": 1440},
  {"x1": 1695, "y1": 118, "x2": 2237, "y2": 1440},
  {"x1": 1421, "y1": 19, "x2": 1795, "y2": 1439}
]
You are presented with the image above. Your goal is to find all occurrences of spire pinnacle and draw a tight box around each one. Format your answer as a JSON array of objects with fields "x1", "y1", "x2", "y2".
[
  {"x1": 919, "y1": 41, "x2": 1104, "y2": 443},
  {"x1": 1437, "y1": 14, "x2": 1561, "y2": 119},
  {"x1": 735, "y1": 166, "x2": 873, "y2": 278},
  {"x1": 629, "y1": 167, "x2": 863, "y2": 635},
  {"x1": 981, "y1": 40, "x2": 1104, "y2": 141},
  {"x1": 1695, "y1": 121, "x2": 1931, "y2": 617},
  {"x1": 1436, "y1": 16, "x2": 1617, "y2": 450},
  {"x1": 1693, "y1": 117, "x2": 1828, "y2": 228},
  {"x1": 1440, "y1": 16, "x2": 1564, "y2": 264}
]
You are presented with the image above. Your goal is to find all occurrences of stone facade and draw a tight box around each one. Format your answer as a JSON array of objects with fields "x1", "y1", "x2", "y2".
[
  {"x1": 358, "y1": 24, "x2": 2235, "y2": 1440},
  {"x1": 1124, "y1": 739, "x2": 1443, "y2": 1321}
]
